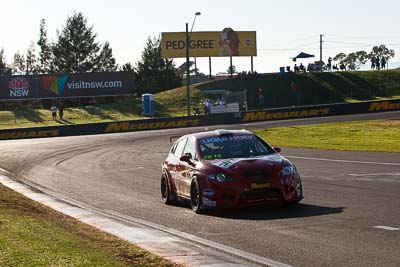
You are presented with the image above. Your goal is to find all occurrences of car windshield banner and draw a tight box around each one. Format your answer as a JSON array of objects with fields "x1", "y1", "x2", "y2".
[{"x1": 0, "y1": 72, "x2": 135, "y2": 100}]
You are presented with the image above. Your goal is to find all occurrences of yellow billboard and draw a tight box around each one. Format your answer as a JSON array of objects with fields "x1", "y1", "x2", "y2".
[{"x1": 162, "y1": 28, "x2": 257, "y2": 58}]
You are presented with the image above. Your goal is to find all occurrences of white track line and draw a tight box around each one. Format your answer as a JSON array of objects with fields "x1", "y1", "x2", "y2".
[
  {"x1": 286, "y1": 156, "x2": 400, "y2": 166},
  {"x1": 349, "y1": 173, "x2": 400, "y2": 177},
  {"x1": 373, "y1": 226, "x2": 400, "y2": 231}
]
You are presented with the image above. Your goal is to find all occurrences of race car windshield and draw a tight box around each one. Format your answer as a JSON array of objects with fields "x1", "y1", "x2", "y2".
[{"x1": 199, "y1": 135, "x2": 275, "y2": 160}]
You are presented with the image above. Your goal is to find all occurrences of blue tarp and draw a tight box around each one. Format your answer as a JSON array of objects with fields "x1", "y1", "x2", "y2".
[{"x1": 295, "y1": 52, "x2": 315, "y2": 59}]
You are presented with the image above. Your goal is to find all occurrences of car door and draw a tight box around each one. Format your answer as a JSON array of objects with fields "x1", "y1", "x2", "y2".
[
  {"x1": 172, "y1": 138, "x2": 187, "y2": 197},
  {"x1": 178, "y1": 137, "x2": 198, "y2": 197},
  {"x1": 164, "y1": 141, "x2": 178, "y2": 191}
]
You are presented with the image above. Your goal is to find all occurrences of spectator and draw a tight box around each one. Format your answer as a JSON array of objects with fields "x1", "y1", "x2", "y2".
[
  {"x1": 375, "y1": 56, "x2": 380, "y2": 70},
  {"x1": 58, "y1": 104, "x2": 64, "y2": 120},
  {"x1": 294, "y1": 64, "x2": 299, "y2": 73},
  {"x1": 327, "y1": 57, "x2": 332, "y2": 71},
  {"x1": 289, "y1": 81, "x2": 298, "y2": 106},
  {"x1": 299, "y1": 63, "x2": 305, "y2": 73},
  {"x1": 381, "y1": 57, "x2": 387, "y2": 70},
  {"x1": 258, "y1": 88, "x2": 264, "y2": 105},
  {"x1": 215, "y1": 98, "x2": 222, "y2": 105},
  {"x1": 50, "y1": 104, "x2": 57, "y2": 120},
  {"x1": 203, "y1": 98, "x2": 211, "y2": 114}
]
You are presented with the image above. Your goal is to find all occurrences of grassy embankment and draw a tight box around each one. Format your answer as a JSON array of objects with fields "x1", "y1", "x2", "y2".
[
  {"x1": 0, "y1": 183, "x2": 179, "y2": 266},
  {"x1": 0, "y1": 70, "x2": 399, "y2": 129},
  {"x1": 197, "y1": 69, "x2": 400, "y2": 107}
]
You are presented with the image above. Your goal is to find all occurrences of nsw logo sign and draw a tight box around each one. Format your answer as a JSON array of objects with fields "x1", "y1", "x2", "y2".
[{"x1": 9, "y1": 77, "x2": 30, "y2": 98}]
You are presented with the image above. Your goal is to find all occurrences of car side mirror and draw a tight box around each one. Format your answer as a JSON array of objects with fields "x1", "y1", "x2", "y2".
[
  {"x1": 180, "y1": 153, "x2": 194, "y2": 165},
  {"x1": 274, "y1": 147, "x2": 282, "y2": 153}
]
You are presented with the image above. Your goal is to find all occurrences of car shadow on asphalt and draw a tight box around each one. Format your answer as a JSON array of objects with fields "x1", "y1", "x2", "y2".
[{"x1": 205, "y1": 203, "x2": 345, "y2": 220}]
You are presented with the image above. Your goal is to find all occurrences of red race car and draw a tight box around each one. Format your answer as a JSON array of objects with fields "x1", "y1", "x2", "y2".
[{"x1": 161, "y1": 129, "x2": 303, "y2": 213}]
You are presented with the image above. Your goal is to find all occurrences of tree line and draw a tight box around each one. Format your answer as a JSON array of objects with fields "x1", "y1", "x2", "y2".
[
  {"x1": 332, "y1": 45, "x2": 395, "y2": 71},
  {"x1": 0, "y1": 12, "x2": 182, "y2": 96}
]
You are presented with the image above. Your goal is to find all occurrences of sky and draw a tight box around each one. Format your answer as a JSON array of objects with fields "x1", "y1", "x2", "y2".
[{"x1": 1, "y1": 0, "x2": 400, "y2": 74}]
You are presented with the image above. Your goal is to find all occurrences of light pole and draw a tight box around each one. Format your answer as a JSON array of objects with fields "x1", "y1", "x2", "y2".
[{"x1": 186, "y1": 11, "x2": 201, "y2": 116}]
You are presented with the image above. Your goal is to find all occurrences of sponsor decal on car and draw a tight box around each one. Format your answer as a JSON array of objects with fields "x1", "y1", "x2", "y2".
[
  {"x1": 203, "y1": 189, "x2": 215, "y2": 197},
  {"x1": 296, "y1": 183, "x2": 302, "y2": 197},
  {"x1": 250, "y1": 183, "x2": 271, "y2": 190},
  {"x1": 199, "y1": 135, "x2": 255, "y2": 145},
  {"x1": 242, "y1": 108, "x2": 330, "y2": 122},
  {"x1": 213, "y1": 158, "x2": 241, "y2": 169},
  {"x1": 202, "y1": 197, "x2": 216, "y2": 207}
]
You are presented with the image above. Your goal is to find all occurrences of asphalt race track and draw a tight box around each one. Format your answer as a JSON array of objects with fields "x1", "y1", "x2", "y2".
[{"x1": 1, "y1": 111, "x2": 399, "y2": 267}]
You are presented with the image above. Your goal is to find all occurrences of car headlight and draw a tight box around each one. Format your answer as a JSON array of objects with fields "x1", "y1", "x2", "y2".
[
  {"x1": 208, "y1": 173, "x2": 232, "y2": 182},
  {"x1": 280, "y1": 165, "x2": 296, "y2": 176}
]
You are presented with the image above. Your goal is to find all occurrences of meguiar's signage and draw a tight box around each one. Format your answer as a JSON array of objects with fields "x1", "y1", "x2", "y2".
[{"x1": 368, "y1": 101, "x2": 400, "y2": 112}]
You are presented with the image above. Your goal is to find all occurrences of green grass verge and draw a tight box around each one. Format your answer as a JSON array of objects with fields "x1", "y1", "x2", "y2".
[
  {"x1": 254, "y1": 120, "x2": 400, "y2": 152},
  {"x1": 0, "y1": 184, "x2": 180, "y2": 267}
]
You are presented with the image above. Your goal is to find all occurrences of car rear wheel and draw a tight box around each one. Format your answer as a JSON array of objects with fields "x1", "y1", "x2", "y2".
[
  {"x1": 190, "y1": 179, "x2": 202, "y2": 213},
  {"x1": 161, "y1": 174, "x2": 174, "y2": 205}
]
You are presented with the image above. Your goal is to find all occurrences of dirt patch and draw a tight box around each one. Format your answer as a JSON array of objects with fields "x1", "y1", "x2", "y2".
[{"x1": 377, "y1": 119, "x2": 400, "y2": 126}]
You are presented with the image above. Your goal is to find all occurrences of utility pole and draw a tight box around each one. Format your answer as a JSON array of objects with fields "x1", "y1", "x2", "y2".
[
  {"x1": 185, "y1": 22, "x2": 190, "y2": 116},
  {"x1": 320, "y1": 34, "x2": 324, "y2": 72}
]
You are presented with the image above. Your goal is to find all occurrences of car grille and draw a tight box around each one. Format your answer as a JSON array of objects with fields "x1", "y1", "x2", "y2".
[
  {"x1": 244, "y1": 170, "x2": 270, "y2": 183},
  {"x1": 241, "y1": 188, "x2": 282, "y2": 201}
]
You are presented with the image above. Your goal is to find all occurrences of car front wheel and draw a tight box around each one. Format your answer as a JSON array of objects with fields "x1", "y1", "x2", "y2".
[
  {"x1": 190, "y1": 179, "x2": 202, "y2": 213},
  {"x1": 161, "y1": 173, "x2": 173, "y2": 205}
]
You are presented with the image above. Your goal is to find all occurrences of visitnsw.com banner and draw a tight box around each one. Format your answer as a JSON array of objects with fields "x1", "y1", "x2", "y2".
[
  {"x1": 162, "y1": 28, "x2": 257, "y2": 58},
  {"x1": 0, "y1": 72, "x2": 135, "y2": 100}
]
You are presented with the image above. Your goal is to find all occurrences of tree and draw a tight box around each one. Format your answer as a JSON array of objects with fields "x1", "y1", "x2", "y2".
[
  {"x1": 25, "y1": 42, "x2": 38, "y2": 74},
  {"x1": 11, "y1": 42, "x2": 38, "y2": 75},
  {"x1": 0, "y1": 48, "x2": 12, "y2": 76},
  {"x1": 333, "y1": 53, "x2": 347, "y2": 63},
  {"x1": 37, "y1": 19, "x2": 54, "y2": 73},
  {"x1": 177, "y1": 61, "x2": 197, "y2": 76},
  {"x1": 12, "y1": 52, "x2": 26, "y2": 74},
  {"x1": 52, "y1": 12, "x2": 100, "y2": 73},
  {"x1": 369, "y1": 45, "x2": 395, "y2": 69},
  {"x1": 135, "y1": 36, "x2": 182, "y2": 95},
  {"x1": 120, "y1": 62, "x2": 134, "y2": 72},
  {"x1": 94, "y1": 42, "x2": 117, "y2": 71},
  {"x1": 334, "y1": 51, "x2": 367, "y2": 71}
]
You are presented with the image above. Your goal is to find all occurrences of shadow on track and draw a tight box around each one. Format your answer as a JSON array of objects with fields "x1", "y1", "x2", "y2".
[{"x1": 204, "y1": 203, "x2": 344, "y2": 220}]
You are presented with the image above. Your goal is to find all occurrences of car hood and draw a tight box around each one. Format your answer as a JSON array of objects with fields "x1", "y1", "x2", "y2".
[{"x1": 203, "y1": 153, "x2": 289, "y2": 176}]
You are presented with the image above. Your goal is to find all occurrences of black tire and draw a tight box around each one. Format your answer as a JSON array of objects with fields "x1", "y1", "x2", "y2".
[
  {"x1": 286, "y1": 199, "x2": 301, "y2": 206},
  {"x1": 190, "y1": 179, "x2": 202, "y2": 213},
  {"x1": 161, "y1": 173, "x2": 173, "y2": 205}
]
